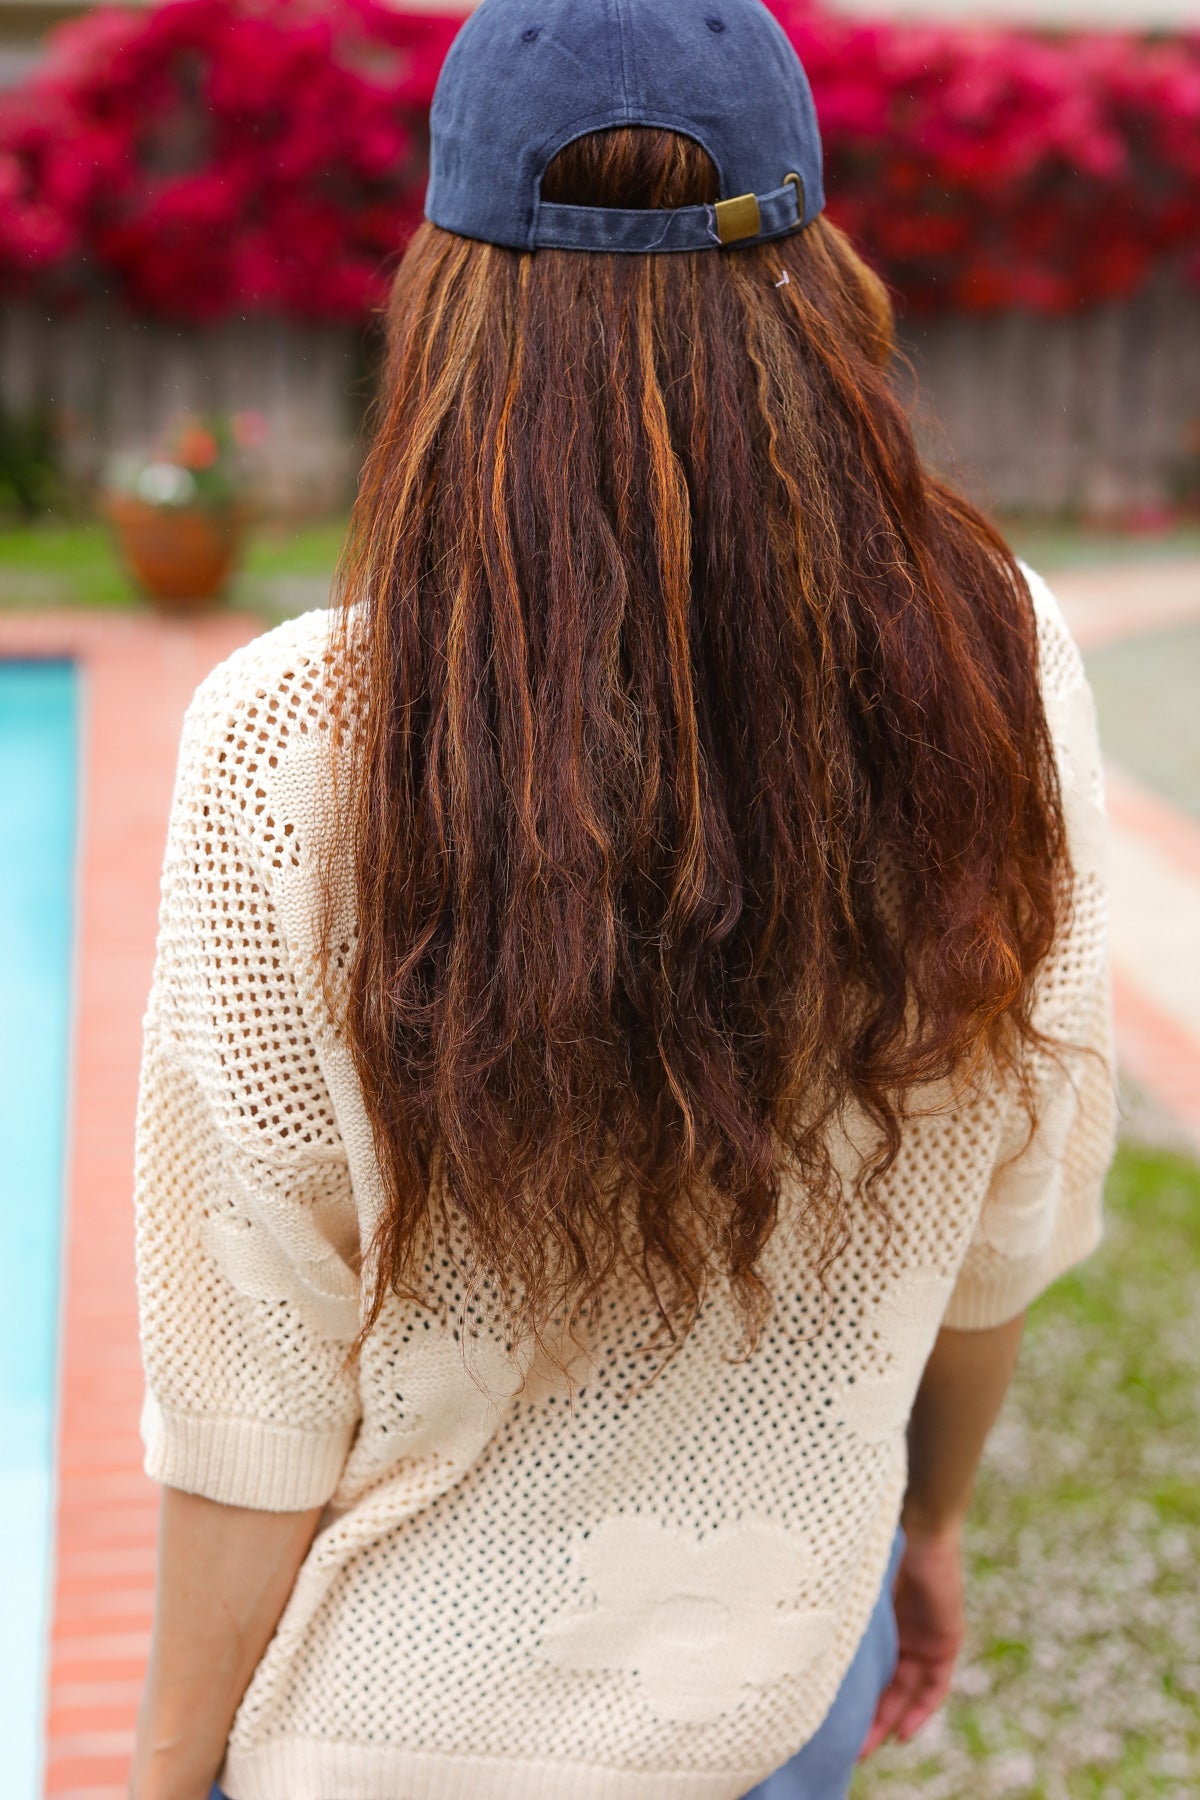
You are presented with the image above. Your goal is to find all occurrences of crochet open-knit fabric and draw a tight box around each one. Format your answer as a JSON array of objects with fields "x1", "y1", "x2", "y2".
[{"x1": 135, "y1": 565, "x2": 1115, "y2": 1800}]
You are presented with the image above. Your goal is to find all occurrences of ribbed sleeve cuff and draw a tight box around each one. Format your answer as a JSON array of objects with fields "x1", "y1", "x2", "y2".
[
  {"x1": 141, "y1": 1393, "x2": 356, "y2": 1511},
  {"x1": 941, "y1": 1187, "x2": 1104, "y2": 1331}
]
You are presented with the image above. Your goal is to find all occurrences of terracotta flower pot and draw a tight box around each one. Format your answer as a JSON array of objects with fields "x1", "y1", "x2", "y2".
[{"x1": 105, "y1": 495, "x2": 248, "y2": 611}]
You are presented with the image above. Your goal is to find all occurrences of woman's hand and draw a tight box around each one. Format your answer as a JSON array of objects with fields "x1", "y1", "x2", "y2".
[
  {"x1": 859, "y1": 1313, "x2": 1024, "y2": 1760},
  {"x1": 859, "y1": 1525, "x2": 965, "y2": 1757}
]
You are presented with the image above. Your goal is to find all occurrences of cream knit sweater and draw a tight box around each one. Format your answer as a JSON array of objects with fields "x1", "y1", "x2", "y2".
[{"x1": 135, "y1": 565, "x2": 1115, "y2": 1800}]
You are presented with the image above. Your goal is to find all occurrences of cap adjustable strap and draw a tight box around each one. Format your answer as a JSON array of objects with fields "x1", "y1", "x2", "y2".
[
  {"x1": 713, "y1": 191, "x2": 761, "y2": 244},
  {"x1": 533, "y1": 174, "x2": 805, "y2": 254}
]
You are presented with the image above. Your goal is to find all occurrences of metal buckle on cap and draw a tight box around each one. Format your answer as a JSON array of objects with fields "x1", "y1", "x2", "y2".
[
  {"x1": 713, "y1": 192, "x2": 761, "y2": 244},
  {"x1": 784, "y1": 171, "x2": 805, "y2": 220}
]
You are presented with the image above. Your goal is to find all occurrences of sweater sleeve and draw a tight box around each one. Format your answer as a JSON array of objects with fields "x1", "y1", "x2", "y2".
[
  {"x1": 134, "y1": 670, "x2": 362, "y2": 1510},
  {"x1": 942, "y1": 567, "x2": 1118, "y2": 1331}
]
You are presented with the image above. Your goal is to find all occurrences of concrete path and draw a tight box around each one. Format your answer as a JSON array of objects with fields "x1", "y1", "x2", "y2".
[{"x1": 1053, "y1": 558, "x2": 1200, "y2": 1145}]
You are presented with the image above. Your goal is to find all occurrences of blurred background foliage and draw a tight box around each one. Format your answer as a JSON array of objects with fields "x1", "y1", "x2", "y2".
[{"x1": 1, "y1": 0, "x2": 1197, "y2": 319}]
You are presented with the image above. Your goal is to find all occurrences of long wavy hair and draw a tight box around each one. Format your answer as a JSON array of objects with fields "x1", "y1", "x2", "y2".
[{"x1": 327, "y1": 127, "x2": 1068, "y2": 1361}]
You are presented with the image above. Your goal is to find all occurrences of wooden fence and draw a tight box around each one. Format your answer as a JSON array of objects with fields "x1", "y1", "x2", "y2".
[
  {"x1": 3, "y1": 272, "x2": 1197, "y2": 516},
  {"x1": 899, "y1": 271, "x2": 1198, "y2": 516},
  {"x1": 0, "y1": 304, "x2": 368, "y2": 514}
]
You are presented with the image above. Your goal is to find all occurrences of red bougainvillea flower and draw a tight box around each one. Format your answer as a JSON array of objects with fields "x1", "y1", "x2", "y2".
[{"x1": 0, "y1": 0, "x2": 1197, "y2": 321}]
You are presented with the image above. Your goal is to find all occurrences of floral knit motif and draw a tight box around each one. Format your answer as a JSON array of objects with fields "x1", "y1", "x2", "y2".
[
  {"x1": 834, "y1": 1275, "x2": 953, "y2": 1446},
  {"x1": 542, "y1": 1517, "x2": 837, "y2": 1722},
  {"x1": 133, "y1": 563, "x2": 1115, "y2": 1800}
]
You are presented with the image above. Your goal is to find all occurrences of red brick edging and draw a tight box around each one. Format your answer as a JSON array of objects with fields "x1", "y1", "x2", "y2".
[
  {"x1": 1112, "y1": 967, "x2": 1200, "y2": 1150},
  {"x1": 1105, "y1": 760, "x2": 1200, "y2": 891}
]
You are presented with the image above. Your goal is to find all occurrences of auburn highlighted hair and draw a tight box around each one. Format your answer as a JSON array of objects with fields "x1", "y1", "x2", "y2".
[{"x1": 327, "y1": 127, "x2": 1067, "y2": 1362}]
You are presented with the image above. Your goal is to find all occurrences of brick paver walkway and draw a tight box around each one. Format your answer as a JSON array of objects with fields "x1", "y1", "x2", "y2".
[{"x1": 1, "y1": 561, "x2": 1197, "y2": 1795}]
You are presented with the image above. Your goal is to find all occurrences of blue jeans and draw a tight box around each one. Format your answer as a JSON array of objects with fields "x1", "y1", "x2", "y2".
[
  {"x1": 210, "y1": 1526, "x2": 901, "y2": 1800},
  {"x1": 740, "y1": 1524, "x2": 904, "y2": 1799}
]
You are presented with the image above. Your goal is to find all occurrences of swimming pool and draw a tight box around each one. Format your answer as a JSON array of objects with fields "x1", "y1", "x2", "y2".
[{"x1": 0, "y1": 661, "x2": 78, "y2": 1799}]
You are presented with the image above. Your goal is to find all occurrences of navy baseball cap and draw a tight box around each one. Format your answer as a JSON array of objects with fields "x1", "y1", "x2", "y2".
[{"x1": 425, "y1": 0, "x2": 825, "y2": 254}]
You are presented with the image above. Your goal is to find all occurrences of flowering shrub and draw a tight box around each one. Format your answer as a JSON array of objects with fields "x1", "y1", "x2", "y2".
[
  {"x1": 0, "y1": 0, "x2": 1197, "y2": 320},
  {"x1": 781, "y1": 2, "x2": 1200, "y2": 313},
  {"x1": 0, "y1": 0, "x2": 457, "y2": 320}
]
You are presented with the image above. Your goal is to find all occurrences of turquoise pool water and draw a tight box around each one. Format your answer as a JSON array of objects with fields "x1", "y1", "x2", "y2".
[{"x1": 0, "y1": 661, "x2": 78, "y2": 1799}]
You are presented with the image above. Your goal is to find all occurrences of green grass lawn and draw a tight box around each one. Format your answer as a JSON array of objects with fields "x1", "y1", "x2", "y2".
[
  {"x1": 855, "y1": 1136, "x2": 1200, "y2": 1799},
  {"x1": 0, "y1": 514, "x2": 349, "y2": 613},
  {"x1": 1006, "y1": 518, "x2": 1200, "y2": 574},
  {"x1": 1, "y1": 512, "x2": 1198, "y2": 618}
]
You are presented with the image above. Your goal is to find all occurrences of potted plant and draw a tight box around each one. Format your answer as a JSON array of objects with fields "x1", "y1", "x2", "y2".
[{"x1": 104, "y1": 411, "x2": 265, "y2": 611}]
